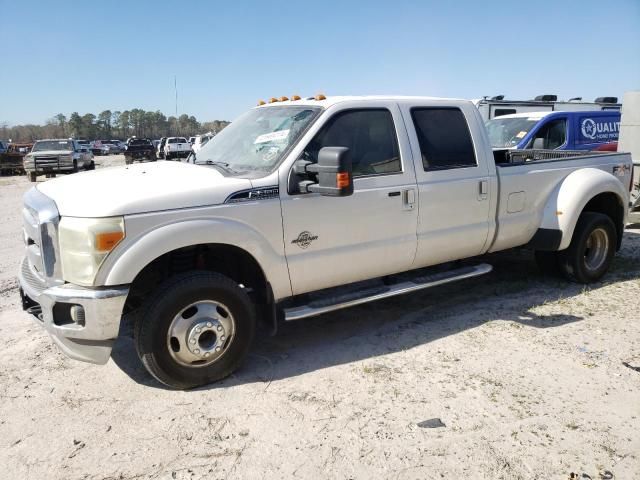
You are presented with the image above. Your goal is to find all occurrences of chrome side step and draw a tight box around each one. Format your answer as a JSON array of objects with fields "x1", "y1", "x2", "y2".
[{"x1": 284, "y1": 263, "x2": 492, "y2": 321}]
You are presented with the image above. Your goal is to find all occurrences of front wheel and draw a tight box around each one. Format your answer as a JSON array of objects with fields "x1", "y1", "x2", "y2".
[
  {"x1": 134, "y1": 271, "x2": 256, "y2": 389},
  {"x1": 558, "y1": 212, "x2": 616, "y2": 283}
]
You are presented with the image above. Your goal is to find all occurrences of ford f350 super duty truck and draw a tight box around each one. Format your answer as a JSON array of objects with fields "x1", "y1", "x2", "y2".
[{"x1": 18, "y1": 96, "x2": 633, "y2": 389}]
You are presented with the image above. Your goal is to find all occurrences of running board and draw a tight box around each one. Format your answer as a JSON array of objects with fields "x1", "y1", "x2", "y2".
[{"x1": 283, "y1": 263, "x2": 492, "y2": 321}]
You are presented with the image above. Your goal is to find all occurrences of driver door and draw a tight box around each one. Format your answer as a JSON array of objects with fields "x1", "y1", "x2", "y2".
[{"x1": 280, "y1": 102, "x2": 419, "y2": 296}]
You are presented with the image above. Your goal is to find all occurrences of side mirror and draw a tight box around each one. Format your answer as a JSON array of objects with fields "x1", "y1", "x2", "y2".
[
  {"x1": 532, "y1": 137, "x2": 545, "y2": 149},
  {"x1": 298, "y1": 147, "x2": 353, "y2": 196}
]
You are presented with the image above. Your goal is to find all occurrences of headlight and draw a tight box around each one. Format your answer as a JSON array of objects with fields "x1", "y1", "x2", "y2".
[{"x1": 59, "y1": 216, "x2": 125, "y2": 286}]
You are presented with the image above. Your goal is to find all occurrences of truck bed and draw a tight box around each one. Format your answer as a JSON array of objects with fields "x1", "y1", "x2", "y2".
[
  {"x1": 490, "y1": 149, "x2": 632, "y2": 253},
  {"x1": 493, "y1": 148, "x2": 612, "y2": 165}
]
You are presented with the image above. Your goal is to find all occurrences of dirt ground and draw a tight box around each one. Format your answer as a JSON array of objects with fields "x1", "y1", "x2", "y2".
[{"x1": 1, "y1": 156, "x2": 639, "y2": 479}]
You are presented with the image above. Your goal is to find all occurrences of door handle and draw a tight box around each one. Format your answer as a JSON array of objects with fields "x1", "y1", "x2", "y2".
[
  {"x1": 402, "y1": 189, "x2": 416, "y2": 210},
  {"x1": 388, "y1": 191, "x2": 401, "y2": 197},
  {"x1": 478, "y1": 180, "x2": 488, "y2": 200}
]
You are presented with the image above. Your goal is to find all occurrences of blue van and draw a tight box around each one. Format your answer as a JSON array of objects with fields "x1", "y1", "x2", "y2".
[{"x1": 485, "y1": 110, "x2": 621, "y2": 150}]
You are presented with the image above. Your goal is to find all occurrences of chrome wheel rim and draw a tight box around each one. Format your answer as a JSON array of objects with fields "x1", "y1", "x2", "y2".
[
  {"x1": 584, "y1": 228, "x2": 609, "y2": 272},
  {"x1": 167, "y1": 300, "x2": 235, "y2": 368}
]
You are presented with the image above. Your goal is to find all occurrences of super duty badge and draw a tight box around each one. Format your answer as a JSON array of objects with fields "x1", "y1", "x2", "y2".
[{"x1": 291, "y1": 231, "x2": 318, "y2": 249}]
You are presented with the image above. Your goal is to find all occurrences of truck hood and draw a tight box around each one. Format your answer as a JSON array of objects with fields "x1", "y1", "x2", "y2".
[{"x1": 37, "y1": 161, "x2": 252, "y2": 217}]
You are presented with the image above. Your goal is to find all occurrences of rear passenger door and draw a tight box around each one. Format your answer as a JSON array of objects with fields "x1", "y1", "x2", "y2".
[{"x1": 399, "y1": 102, "x2": 492, "y2": 267}]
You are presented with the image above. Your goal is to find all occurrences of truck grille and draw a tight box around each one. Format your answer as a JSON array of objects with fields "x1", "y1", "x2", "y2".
[
  {"x1": 22, "y1": 188, "x2": 64, "y2": 287},
  {"x1": 33, "y1": 155, "x2": 62, "y2": 169}
]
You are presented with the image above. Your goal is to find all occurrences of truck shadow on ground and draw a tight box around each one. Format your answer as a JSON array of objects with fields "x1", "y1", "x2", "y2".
[{"x1": 111, "y1": 230, "x2": 640, "y2": 390}]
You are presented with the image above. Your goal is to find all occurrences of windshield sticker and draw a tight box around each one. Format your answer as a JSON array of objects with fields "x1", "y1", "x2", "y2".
[
  {"x1": 515, "y1": 131, "x2": 527, "y2": 139},
  {"x1": 262, "y1": 146, "x2": 280, "y2": 162},
  {"x1": 254, "y1": 130, "x2": 290, "y2": 144}
]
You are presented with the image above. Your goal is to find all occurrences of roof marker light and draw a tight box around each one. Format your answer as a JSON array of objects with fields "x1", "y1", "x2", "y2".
[
  {"x1": 279, "y1": 96, "x2": 289, "y2": 102},
  {"x1": 257, "y1": 100, "x2": 266, "y2": 106},
  {"x1": 291, "y1": 95, "x2": 301, "y2": 101},
  {"x1": 315, "y1": 93, "x2": 326, "y2": 101},
  {"x1": 269, "y1": 97, "x2": 278, "y2": 103}
]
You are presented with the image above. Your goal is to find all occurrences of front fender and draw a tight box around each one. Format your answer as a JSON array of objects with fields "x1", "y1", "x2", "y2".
[
  {"x1": 96, "y1": 217, "x2": 292, "y2": 300},
  {"x1": 539, "y1": 168, "x2": 628, "y2": 250}
]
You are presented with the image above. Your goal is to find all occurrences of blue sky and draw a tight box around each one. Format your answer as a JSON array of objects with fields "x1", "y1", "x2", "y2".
[{"x1": 1, "y1": 0, "x2": 638, "y2": 125}]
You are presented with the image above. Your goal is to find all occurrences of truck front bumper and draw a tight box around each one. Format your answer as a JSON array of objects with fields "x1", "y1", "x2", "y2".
[{"x1": 18, "y1": 257, "x2": 129, "y2": 365}]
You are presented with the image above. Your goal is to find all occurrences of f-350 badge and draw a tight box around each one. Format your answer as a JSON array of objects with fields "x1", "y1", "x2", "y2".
[{"x1": 291, "y1": 231, "x2": 318, "y2": 249}]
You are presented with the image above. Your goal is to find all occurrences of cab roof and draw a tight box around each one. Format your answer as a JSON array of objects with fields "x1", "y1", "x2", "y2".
[{"x1": 255, "y1": 95, "x2": 470, "y2": 109}]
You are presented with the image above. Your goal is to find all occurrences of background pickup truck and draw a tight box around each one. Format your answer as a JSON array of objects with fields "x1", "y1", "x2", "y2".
[
  {"x1": 124, "y1": 138, "x2": 156, "y2": 164},
  {"x1": 485, "y1": 110, "x2": 621, "y2": 150},
  {"x1": 18, "y1": 96, "x2": 632, "y2": 389},
  {"x1": 23, "y1": 138, "x2": 94, "y2": 181},
  {"x1": 163, "y1": 136, "x2": 191, "y2": 160}
]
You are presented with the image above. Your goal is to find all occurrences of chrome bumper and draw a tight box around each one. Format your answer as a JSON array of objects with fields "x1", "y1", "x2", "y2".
[{"x1": 18, "y1": 257, "x2": 129, "y2": 364}]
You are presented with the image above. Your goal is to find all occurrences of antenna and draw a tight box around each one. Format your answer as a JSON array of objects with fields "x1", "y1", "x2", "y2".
[{"x1": 174, "y1": 76, "x2": 178, "y2": 135}]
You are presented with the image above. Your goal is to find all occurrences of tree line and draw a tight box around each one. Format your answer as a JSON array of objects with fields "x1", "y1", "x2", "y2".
[{"x1": 0, "y1": 109, "x2": 230, "y2": 143}]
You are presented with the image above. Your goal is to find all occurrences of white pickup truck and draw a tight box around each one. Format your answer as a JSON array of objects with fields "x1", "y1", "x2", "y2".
[
  {"x1": 18, "y1": 96, "x2": 633, "y2": 389},
  {"x1": 163, "y1": 136, "x2": 191, "y2": 160}
]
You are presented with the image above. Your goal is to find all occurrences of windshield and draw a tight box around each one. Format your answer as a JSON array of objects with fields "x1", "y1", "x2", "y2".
[
  {"x1": 485, "y1": 117, "x2": 540, "y2": 148},
  {"x1": 32, "y1": 140, "x2": 73, "y2": 152},
  {"x1": 194, "y1": 106, "x2": 321, "y2": 175}
]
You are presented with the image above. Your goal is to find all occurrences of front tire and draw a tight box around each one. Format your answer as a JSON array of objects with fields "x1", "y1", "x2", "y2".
[
  {"x1": 29, "y1": 172, "x2": 37, "y2": 182},
  {"x1": 134, "y1": 271, "x2": 256, "y2": 389},
  {"x1": 558, "y1": 212, "x2": 616, "y2": 283}
]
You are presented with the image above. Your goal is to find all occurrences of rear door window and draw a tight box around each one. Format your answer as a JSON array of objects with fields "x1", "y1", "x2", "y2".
[{"x1": 410, "y1": 108, "x2": 477, "y2": 170}]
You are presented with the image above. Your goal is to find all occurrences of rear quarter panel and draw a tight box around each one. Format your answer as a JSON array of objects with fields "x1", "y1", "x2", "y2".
[{"x1": 491, "y1": 153, "x2": 631, "y2": 252}]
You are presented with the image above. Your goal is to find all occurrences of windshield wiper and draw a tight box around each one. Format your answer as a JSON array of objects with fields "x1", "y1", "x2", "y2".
[{"x1": 195, "y1": 159, "x2": 239, "y2": 174}]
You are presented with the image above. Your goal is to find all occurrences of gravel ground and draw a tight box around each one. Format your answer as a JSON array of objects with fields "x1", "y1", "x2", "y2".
[{"x1": 1, "y1": 156, "x2": 639, "y2": 479}]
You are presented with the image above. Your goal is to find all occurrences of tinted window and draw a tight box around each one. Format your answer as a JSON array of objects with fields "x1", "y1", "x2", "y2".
[
  {"x1": 303, "y1": 109, "x2": 400, "y2": 176},
  {"x1": 494, "y1": 108, "x2": 516, "y2": 117},
  {"x1": 529, "y1": 118, "x2": 566, "y2": 149},
  {"x1": 129, "y1": 139, "x2": 151, "y2": 146},
  {"x1": 411, "y1": 108, "x2": 477, "y2": 170}
]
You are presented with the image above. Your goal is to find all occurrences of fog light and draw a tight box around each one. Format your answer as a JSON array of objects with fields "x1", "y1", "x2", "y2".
[{"x1": 70, "y1": 305, "x2": 85, "y2": 326}]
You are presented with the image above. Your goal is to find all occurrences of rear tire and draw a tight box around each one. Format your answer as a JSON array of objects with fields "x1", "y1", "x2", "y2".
[
  {"x1": 558, "y1": 212, "x2": 616, "y2": 283},
  {"x1": 134, "y1": 271, "x2": 256, "y2": 389}
]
